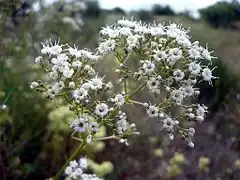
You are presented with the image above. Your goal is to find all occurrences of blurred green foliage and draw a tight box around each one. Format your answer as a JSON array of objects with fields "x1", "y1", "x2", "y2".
[
  {"x1": 199, "y1": 1, "x2": 240, "y2": 28},
  {"x1": 152, "y1": 4, "x2": 175, "y2": 16}
]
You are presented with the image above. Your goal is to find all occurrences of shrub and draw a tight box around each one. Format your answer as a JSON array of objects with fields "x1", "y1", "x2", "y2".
[
  {"x1": 199, "y1": 1, "x2": 240, "y2": 28},
  {"x1": 152, "y1": 4, "x2": 175, "y2": 16}
]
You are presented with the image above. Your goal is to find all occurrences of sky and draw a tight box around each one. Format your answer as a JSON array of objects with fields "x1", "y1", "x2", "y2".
[
  {"x1": 45, "y1": 0, "x2": 234, "y2": 18},
  {"x1": 98, "y1": 0, "x2": 230, "y2": 17},
  {"x1": 99, "y1": 0, "x2": 219, "y2": 11}
]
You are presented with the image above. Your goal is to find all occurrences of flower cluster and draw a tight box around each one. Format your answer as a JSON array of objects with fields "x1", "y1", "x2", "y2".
[
  {"x1": 31, "y1": 18, "x2": 217, "y2": 149},
  {"x1": 65, "y1": 158, "x2": 102, "y2": 180},
  {"x1": 96, "y1": 18, "x2": 217, "y2": 147},
  {"x1": 30, "y1": 38, "x2": 137, "y2": 146}
]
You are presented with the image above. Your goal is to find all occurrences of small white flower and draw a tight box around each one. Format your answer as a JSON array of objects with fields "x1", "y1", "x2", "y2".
[
  {"x1": 202, "y1": 48, "x2": 213, "y2": 61},
  {"x1": 68, "y1": 81, "x2": 75, "y2": 88},
  {"x1": 81, "y1": 83, "x2": 91, "y2": 90},
  {"x1": 41, "y1": 42, "x2": 50, "y2": 54},
  {"x1": 173, "y1": 69, "x2": 185, "y2": 81},
  {"x1": 169, "y1": 48, "x2": 182, "y2": 61},
  {"x1": 65, "y1": 166, "x2": 73, "y2": 175},
  {"x1": 89, "y1": 122, "x2": 99, "y2": 132},
  {"x1": 70, "y1": 117, "x2": 88, "y2": 133},
  {"x1": 35, "y1": 56, "x2": 42, "y2": 64},
  {"x1": 146, "y1": 105, "x2": 159, "y2": 118},
  {"x1": 106, "y1": 81, "x2": 113, "y2": 89},
  {"x1": 97, "y1": 39, "x2": 115, "y2": 54},
  {"x1": 50, "y1": 44, "x2": 62, "y2": 55},
  {"x1": 147, "y1": 77, "x2": 160, "y2": 94},
  {"x1": 112, "y1": 93, "x2": 125, "y2": 107},
  {"x1": 188, "y1": 62, "x2": 201, "y2": 75},
  {"x1": 162, "y1": 117, "x2": 178, "y2": 131},
  {"x1": 89, "y1": 76, "x2": 103, "y2": 90},
  {"x1": 119, "y1": 27, "x2": 132, "y2": 36},
  {"x1": 182, "y1": 85, "x2": 194, "y2": 97},
  {"x1": 30, "y1": 81, "x2": 39, "y2": 89},
  {"x1": 57, "y1": 53, "x2": 68, "y2": 61},
  {"x1": 79, "y1": 158, "x2": 88, "y2": 169},
  {"x1": 72, "y1": 61, "x2": 82, "y2": 69},
  {"x1": 196, "y1": 104, "x2": 207, "y2": 117},
  {"x1": 153, "y1": 51, "x2": 167, "y2": 62},
  {"x1": 95, "y1": 103, "x2": 109, "y2": 117},
  {"x1": 171, "y1": 89, "x2": 184, "y2": 104},
  {"x1": 141, "y1": 60, "x2": 155, "y2": 74},
  {"x1": 0, "y1": 104, "x2": 7, "y2": 110},
  {"x1": 73, "y1": 88, "x2": 88, "y2": 100},
  {"x1": 202, "y1": 67, "x2": 216, "y2": 85},
  {"x1": 63, "y1": 68, "x2": 74, "y2": 78},
  {"x1": 70, "y1": 160, "x2": 79, "y2": 168},
  {"x1": 188, "y1": 48, "x2": 201, "y2": 59}
]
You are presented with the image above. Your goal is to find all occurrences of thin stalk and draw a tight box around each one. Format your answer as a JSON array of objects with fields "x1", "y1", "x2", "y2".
[
  {"x1": 126, "y1": 82, "x2": 147, "y2": 100},
  {"x1": 54, "y1": 142, "x2": 85, "y2": 180}
]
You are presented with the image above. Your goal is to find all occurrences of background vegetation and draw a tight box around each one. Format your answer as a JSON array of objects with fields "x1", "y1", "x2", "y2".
[{"x1": 0, "y1": 0, "x2": 240, "y2": 179}]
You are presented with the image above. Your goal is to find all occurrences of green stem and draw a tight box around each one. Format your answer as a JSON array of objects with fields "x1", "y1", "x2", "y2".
[
  {"x1": 126, "y1": 82, "x2": 147, "y2": 100},
  {"x1": 129, "y1": 99, "x2": 145, "y2": 106},
  {"x1": 94, "y1": 135, "x2": 119, "y2": 141},
  {"x1": 54, "y1": 142, "x2": 85, "y2": 180}
]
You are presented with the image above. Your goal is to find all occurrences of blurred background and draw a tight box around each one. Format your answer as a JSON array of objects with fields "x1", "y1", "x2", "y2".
[{"x1": 0, "y1": 0, "x2": 240, "y2": 179}]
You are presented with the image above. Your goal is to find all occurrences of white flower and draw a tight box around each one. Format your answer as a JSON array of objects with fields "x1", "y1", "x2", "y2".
[
  {"x1": 30, "y1": 81, "x2": 39, "y2": 89},
  {"x1": 79, "y1": 158, "x2": 88, "y2": 169},
  {"x1": 146, "y1": 105, "x2": 159, "y2": 118},
  {"x1": 202, "y1": 48, "x2": 213, "y2": 61},
  {"x1": 171, "y1": 89, "x2": 184, "y2": 104},
  {"x1": 89, "y1": 76, "x2": 103, "y2": 90},
  {"x1": 117, "y1": 119, "x2": 130, "y2": 134},
  {"x1": 81, "y1": 83, "x2": 91, "y2": 90},
  {"x1": 89, "y1": 122, "x2": 99, "y2": 132},
  {"x1": 141, "y1": 60, "x2": 155, "y2": 73},
  {"x1": 52, "y1": 81, "x2": 64, "y2": 94},
  {"x1": 95, "y1": 103, "x2": 109, "y2": 117},
  {"x1": 176, "y1": 36, "x2": 191, "y2": 47},
  {"x1": 169, "y1": 48, "x2": 182, "y2": 61},
  {"x1": 63, "y1": 68, "x2": 74, "y2": 78},
  {"x1": 68, "y1": 81, "x2": 75, "y2": 88},
  {"x1": 119, "y1": 27, "x2": 132, "y2": 36},
  {"x1": 49, "y1": 71, "x2": 58, "y2": 80},
  {"x1": 34, "y1": 56, "x2": 42, "y2": 64},
  {"x1": 202, "y1": 67, "x2": 216, "y2": 85},
  {"x1": 106, "y1": 81, "x2": 113, "y2": 89},
  {"x1": 70, "y1": 160, "x2": 79, "y2": 168},
  {"x1": 98, "y1": 39, "x2": 115, "y2": 54},
  {"x1": 162, "y1": 117, "x2": 178, "y2": 131},
  {"x1": 196, "y1": 104, "x2": 207, "y2": 117},
  {"x1": 117, "y1": 18, "x2": 137, "y2": 27},
  {"x1": 70, "y1": 117, "x2": 88, "y2": 133},
  {"x1": 147, "y1": 77, "x2": 160, "y2": 94},
  {"x1": 173, "y1": 69, "x2": 185, "y2": 81},
  {"x1": 72, "y1": 61, "x2": 82, "y2": 69},
  {"x1": 188, "y1": 48, "x2": 201, "y2": 59},
  {"x1": 153, "y1": 51, "x2": 167, "y2": 62},
  {"x1": 73, "y1": 88, "x2": 88, "y2": 100},
  {"x1": 150, "y1": 26, "x2": 165, "y2": 36},
  {"x1": 41, "y1": 42, "x2": 50, "y2": 54},
  {"x1": 57, "y1": 53, "x2": 68, "y2": 61},
  {"x1": 50, "y1": 44, "x2": 62, "y2": 55},
  {"x1": 188, "y1": 62, "x2": 201, "y2": 75},
  {"x1": 182, "y1": 85, "x2": 194, "y2": 97},
  {"x1": 112, "y1": 93, "x2": 125, "y2": 107},
  {"x1": 65, "y1": 166, "x2": 73, "y2": 175}
]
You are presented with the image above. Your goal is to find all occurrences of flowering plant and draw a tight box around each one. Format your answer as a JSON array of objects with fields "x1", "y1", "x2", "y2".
[{"x1": 30, "y1": 18, "x2": 217, "y2": 179}]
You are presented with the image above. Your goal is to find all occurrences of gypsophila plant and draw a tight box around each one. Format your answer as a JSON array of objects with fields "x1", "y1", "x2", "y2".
[
  {"x1": 64, "y1": 157, "x2": 102, "y2": 180},
  {"x1": 30, "y1": 18, "x2": 218, "y2": 179}
]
